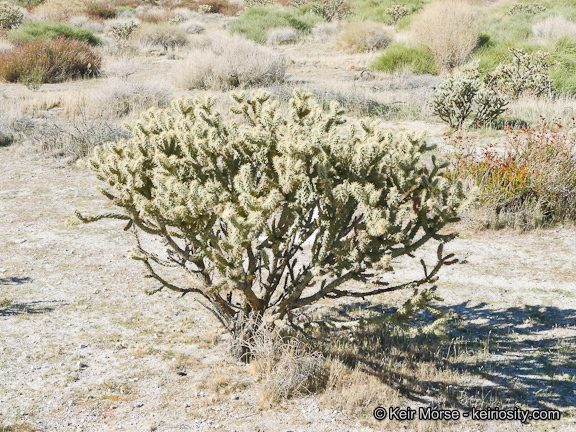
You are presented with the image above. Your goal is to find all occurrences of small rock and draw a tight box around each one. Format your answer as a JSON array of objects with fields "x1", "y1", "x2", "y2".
[
  {"x1": 79, "y1": 344, "x2": 88, "y2": 349},
  {"x1": 77, "y1": 361, "x2": 87, "y2": 369},
  {"x1": 230, "y1": 394, "x2": 239, "y2": 400},
  {"x1": 134, "y1": 402, "x2": 144, "y2": 408}
]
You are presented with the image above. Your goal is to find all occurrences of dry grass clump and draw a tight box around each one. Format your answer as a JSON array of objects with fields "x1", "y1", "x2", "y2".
[
  {"x1": 335, "y1": 21, "x2": 393, "y2": 53},
  {"x1": 246, "y1": 327, "x2": 327, "y2": 401},
  {"x1": 174, "y1": 32, "x2": 286, "y2": 90},
  {"x1": 533, "y1": 15, "x2": 576, "y2": 42},
  {"x1": 135, "y1": 23, "x2": 189, "y2": 50},
  {"x1": 0, "y1": 37, "x2": 13, "y2": 51},
  {"x1": 84, "y1": 0, "x2": 116, "y2": 20},
  {"x1": 69, "y1": 16, "x2": 105, "y2": 33},
  {"x1": 22, "y1": 103, "x2": 129, "y2": 160},
  {"x1": 267, "y1": 26, "x2": 298, "y2": 45},
  {"x1": 135, "y1": 5, "x2": 171, "y2": 23},
  {"x1": 412, "y1": 0, "x2": 477, "y2": 71},
  {"x1": 311, "y1": 21, "x2": 339, "y2": 42},
  {"x1": 178, "y1": 20, "x2": 205, "y2": 34},
  {"x1": 93, "y1": 77, "x2": 173, "y2": 118},
  {"x1": 102, "y1": 56, "x2": 141, "y2": 78},
  {"x1": 321, "y1": 359, "x2": 401, "y2": 417},
  {"x1": 35, "y1": 0, "x2": 86, "y2": 21}
]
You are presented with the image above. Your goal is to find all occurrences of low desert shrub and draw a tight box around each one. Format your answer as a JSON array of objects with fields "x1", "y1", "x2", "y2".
[
  {"x1": 69, "y1": 16, "x2": 105, "y2": 33},
  {"x1": 335, "y1": 21, "x2": 392, "y2": 53},
  {"x1": 267, "y1": 27, "x2": 298, "y2": 45},
  {"x1": 0, "y1": 2, "x2": 24, "y2": 30},
  {"x1": 24, "y1": 110, "x2": 129, "y2": 160},
  {"x1": 412, "y1": 0, "x2": 477, "y2": 71},
  {"x1": 94, "y1": 77, "x2": 173, "y2": 118},
  {"x1": 0, "y1": 37, "x2": 101, "y2": 86},
  {"x1": 84, "y1": 0, "x2": 116, "y2": 19},
  {"x1": 244, "y1": 326, "x2": 327, "y2": 399},
  {"x1": 76, "y1": 89, "x2": 466, "y2": 352},
  {"x1": 178, "y1": 20, "x2": 205, "y2": 34},
  {"x1": 174, "y1": 33, "x2": 286, "y2": 90},
  {"x1": 449, "y1": 117, "x2": 576, "y2": 226},
  {"x1": 370, "y1": 42, "x2": 438, "y2": 74},
  {"x1": 135, "y1": 6, "x2": 170, "y2": 23},
  {"x1": 428, "y1": 65, "x2": 507, "y2": 129},
  {"x1": 311, "y1": 21, "x2": 339, "y2": 42},
  {"x1": 135, "y1": 23, "x2": 188, "y2": 50},
  {"x1": 532, "y1": 15, "x2": 576, "y2": 42},
  {"x1": 230, "y1": 6, "x2": 322, "y2": 43},
  {"x1": 8, "y1": 21, "x2": 101, "y2": 46},
  {"x1": 35, "y1": 0, "x2": 86, "y2": 21}
]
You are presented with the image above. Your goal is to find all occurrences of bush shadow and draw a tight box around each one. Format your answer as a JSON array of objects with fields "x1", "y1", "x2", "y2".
[{"x1": 315, "y1": 300, "x2": 576, "y2": 411}]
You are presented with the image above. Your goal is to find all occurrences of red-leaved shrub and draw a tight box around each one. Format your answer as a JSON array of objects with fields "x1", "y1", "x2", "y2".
[
  {"x1": 449, "y1": 117, "x2": 576, "y2": 226},
  {"x1": 0, "y1": 37, "x2": 101, "y2": 85}
]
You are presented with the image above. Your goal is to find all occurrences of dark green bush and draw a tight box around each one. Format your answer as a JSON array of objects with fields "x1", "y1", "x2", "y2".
[
  {"x1": 370, "y1": 43, "x2": 438, "y2": 74},
  {"x1": 8, "y1": 21, "x2": 102, "y2": 46}
]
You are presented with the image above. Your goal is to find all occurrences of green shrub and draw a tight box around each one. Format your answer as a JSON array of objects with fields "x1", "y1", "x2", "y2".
[
  {"x1": 8, "y1": 21, "x2": 102, "y2": 46},
  {"x1": 370, "y1": 43, "x2": 438, "y2": 74},
  {"x1": 76, "y1": 89, "x2": 466, "y2": 353},
  {"x1": 549, "y1": 37, "x2": 576, "y2": 95},
  {"x1": 230, "y1": 6, "x2": 322, "y2": 43},
  {"x1": 0, "y1": 2, "x2": 23, "y2": 30},
  {"x1": 0, "y1": 37, "x2": 101, "y2": 86}
]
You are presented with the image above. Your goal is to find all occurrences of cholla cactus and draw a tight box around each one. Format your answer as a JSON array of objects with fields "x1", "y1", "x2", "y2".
[
  {"x1": 385, "y1": 5, "x2": 409, "y2": 25},
  {"x1": 109, "y1": 20, "x2": 139, "y2": 41},
  {"x1": 509, "y1": 2, "x2": 546, "y2": 15},
  {"x1": 245, "y1": 0, "x2": 276, "y2": 7},
  {"x1": 429, "y1": 65, "x2": 507, "y2": 128},
  {"x1": 490, "y1": 48, "x2": 555, "y2": 99},
  {"x1": 76, "y1": 90, "x2": 466, "y2": 354},
  {"x1": 0, "y1": 2, "x2": 23, "y2": 30},
  {"x1": 311, "y1": 0, "x2": 353, "y2": 21}
]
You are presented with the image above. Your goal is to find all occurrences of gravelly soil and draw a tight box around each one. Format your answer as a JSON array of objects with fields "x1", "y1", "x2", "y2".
[{"x1": 1, "y1": 137, "x2": 575, "y2": 431}]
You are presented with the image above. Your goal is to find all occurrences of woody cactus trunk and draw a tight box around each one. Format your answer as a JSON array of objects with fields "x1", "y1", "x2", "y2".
[{"x1": 76, "y1": 90, "x2": 466, "y2": 357}]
